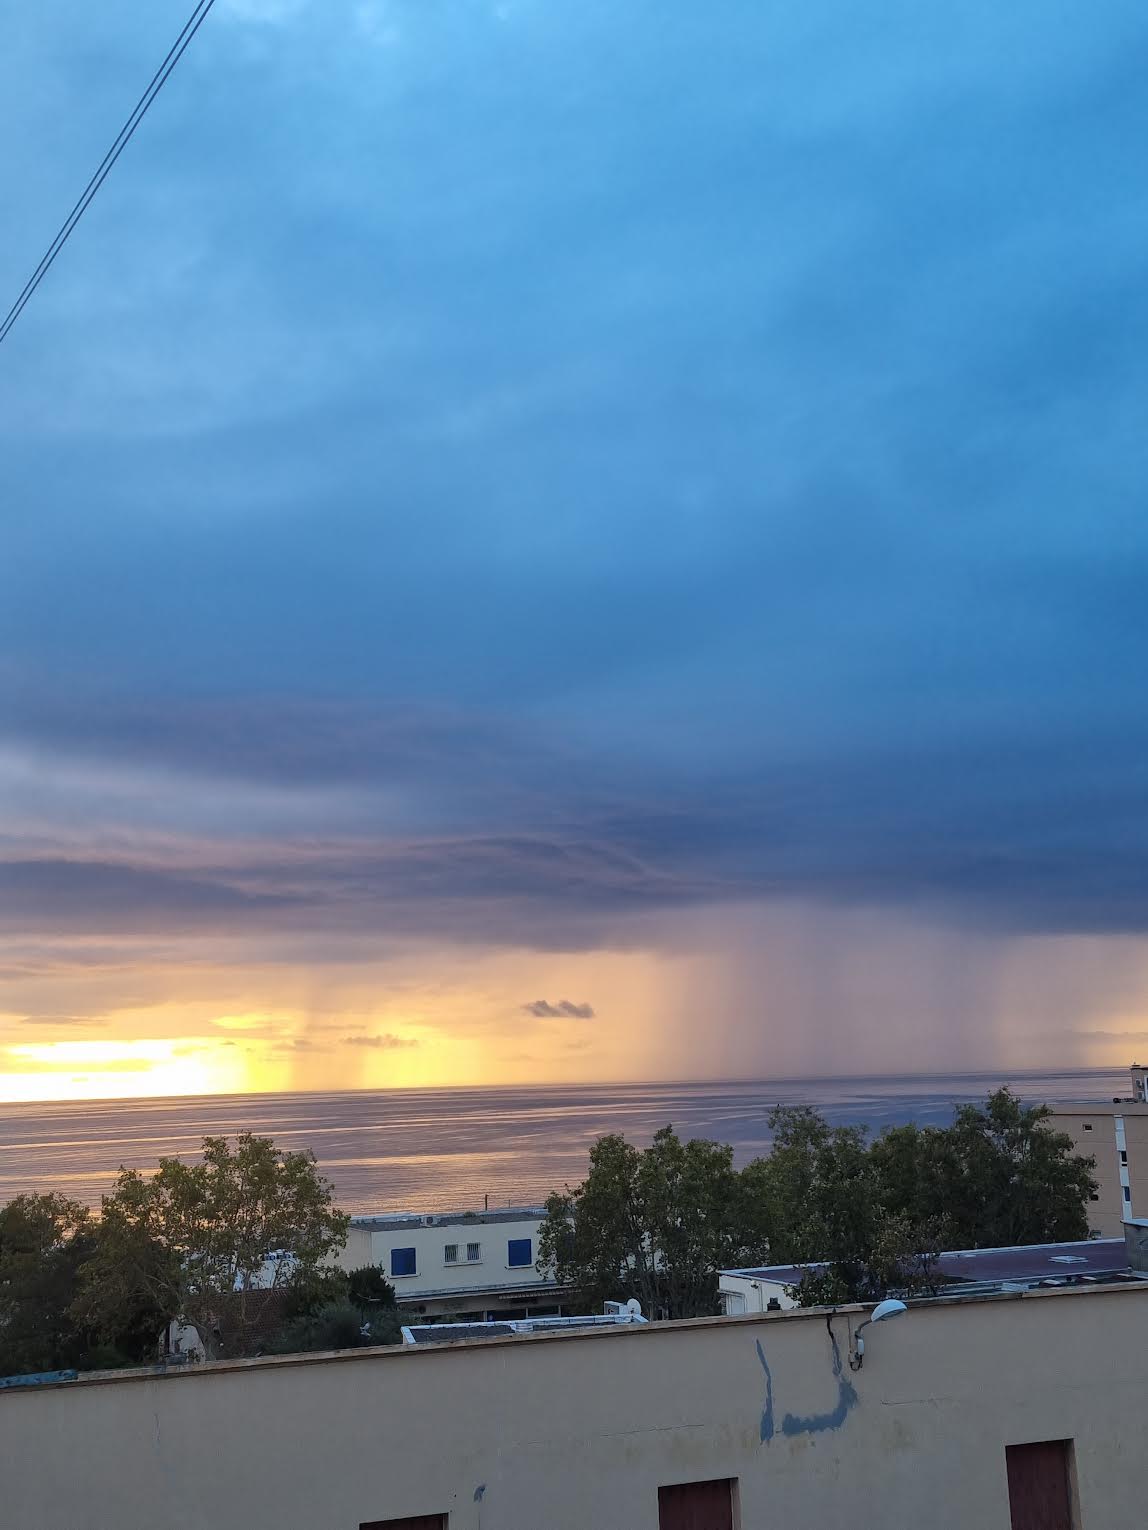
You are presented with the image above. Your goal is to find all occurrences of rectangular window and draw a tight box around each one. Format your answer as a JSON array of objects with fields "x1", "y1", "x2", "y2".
[
  {"x1": 1082, "y1": 1122, "x2": 1093, "y2": 1131},
  {"x1": 1089, "y1": 1193, "x2": 1100, "y2": 1201},
  {"x1": 1121, "y1": 1150, "x2": 1128, "y2": 1165},
  {"x1": 658, "y1": 1478, "x2": 735, "y2": 1530},
  {"x1": 466, "y1": 1242, "x2": 481, "y2": 1262},
  {"x1": 390, "y1": 1246, "x2": 417, "y2": 1278},
  {"x1": 1124, "y1": 1186, "x2": 1132, "y2": 1201},
  {"x1": 1005, "y1": 1441, "x2": 1074, "y2": 1530},
  {"x1": 507, "y1": 1237, "x2": 532, "y2": 1268},
  {"x1": 443, "y1": 1244, "x2": 458, "y2": 1264},
  {"x1": 360, "y1": 1518, "x2": 447, "y2": 1530}
]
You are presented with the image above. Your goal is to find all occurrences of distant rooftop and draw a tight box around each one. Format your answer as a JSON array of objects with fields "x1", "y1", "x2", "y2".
[
  {"x1": 1046, "y1": 1100, "x2": 1148, "y2": 1113},
  {"x1": 1048, "y1": 1063, "x2": 1148, "y2": 1110},
  {"x1": 350, "y1": 1206, "x2": 545, "y2": 1231},
  {"x1": 722, "y1": 1238, "x2": 1133, "y2": 1290}
]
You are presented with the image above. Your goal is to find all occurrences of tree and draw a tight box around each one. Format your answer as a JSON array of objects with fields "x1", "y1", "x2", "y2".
[
  {"x1": 869, "y1": 1090, "x2": 1096, "y2": 1249},
  {"x1": 75, "y1": 1213, "x2": 177, "y2": 1367},
  {"x1": 78, "y1": 1133, "x2": 349, "y2": 1361},
  {"x1": 267, "y1": 1267, "x2": 399, "y2": 1354},
  {"x1": 741, "y1": 1107, "x2": 883, "y2": 1274},
  {"x1": 537, "y1": 1126, "x2": 766, "y2": 1319},
  {"x1": 268, "y1": 1299, "x2": 403, "y2": 1355},
  {"x1": 942, "y1": 1088, "x2": 1097, "y2": 1247},
  {"x1": 280, "y1": 1264, "x2": 352, "y2": 1321},
  {"x1": 0, "y1": 1194, "x2": 92, "y2": 1375},
  {"x1": 347, "y1": 1265, "x2": 396, "y2": 1318},
  {"x1": 868, "y1": 1123, "x2": 958, "y2": 1228},
  {"x1": 750, "y1": 1091, "x2": 1096, "y2": 1309}
]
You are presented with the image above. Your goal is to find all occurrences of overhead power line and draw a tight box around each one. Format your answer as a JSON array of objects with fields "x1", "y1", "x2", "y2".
[{"x1": 0, "y1": 0, "x2": 220, "y2": 350}]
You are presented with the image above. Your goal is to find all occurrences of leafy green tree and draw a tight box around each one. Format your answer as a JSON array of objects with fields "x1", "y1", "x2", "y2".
[
  {"x1": 869, "y1": 1090, "x2": 1096, "y2": 1249},
  {"x1": 746, "y1": 1091, "x2": 1094, "y2": 1307},
  {"x1": 268, "y1": 1299, "x2": 403, "y2": 1355},
  {"x1": 942, "y1": 1088, "x2": 1097, "y2": 1246},
  {"x1": 78, "y1": 1133, "x2": 349, "y2": 1361},
  {"x1": 280, "y1": 1264, "x2": 352, "y2": 1321},
  {"x1": 347, "y1": 1265, "x2": 396, "y2": 1318},
  {"x1": 738, "y1": 1106, "x2": 827, "y2": 1263},
  {"x1": 537, "y1": 1126, "x2": 766, "y2": 1318},
  {"x1": 866, "y1": 1212, "x2": 952, "y2": 1297},
  {"x1": 741, "y1": 1107, "x2": 882, "y2": 1271},
  {"x1": 0, "y1": 1194, "x2": 92, "y2": 1375},
  {"x1": 868, "y1": 1122, "x2": 958, "y2": 1227}
]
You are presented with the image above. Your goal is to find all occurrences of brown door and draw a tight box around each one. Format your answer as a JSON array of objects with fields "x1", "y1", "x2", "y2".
[
  {"x1": 658, "y1": 1478, "x2": 735, "y2": 1530},
  {"x1": 359, "y1": 1518, "x2": 447, "y2": 1530},
  {"x1": 1006, "y1": 1441, "x2": 1074, "y2": 1530}
]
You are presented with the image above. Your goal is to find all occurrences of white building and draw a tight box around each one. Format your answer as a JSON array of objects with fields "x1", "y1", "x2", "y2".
[{"x1": 335, "y1": 1206, "x2": 569, "y2": 1320}]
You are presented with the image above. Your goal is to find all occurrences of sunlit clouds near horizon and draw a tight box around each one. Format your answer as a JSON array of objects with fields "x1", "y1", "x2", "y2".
[{"x1": 2, "y1": 1, "x2": 1148, "y2": 1100}]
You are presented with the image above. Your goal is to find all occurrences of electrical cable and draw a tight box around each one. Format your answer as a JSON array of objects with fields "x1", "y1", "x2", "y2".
[{"x1": 0, "y1": 0, "x2": 219, "y2": 349}]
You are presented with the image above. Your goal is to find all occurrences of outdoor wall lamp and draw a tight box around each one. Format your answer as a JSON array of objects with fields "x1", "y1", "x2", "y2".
[{"x1": 848, "y1": 1298, "x2": 907, "y2": 1370}]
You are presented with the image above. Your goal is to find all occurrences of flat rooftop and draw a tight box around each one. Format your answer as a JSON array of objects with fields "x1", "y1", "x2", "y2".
[
  {"x1": 350, "y1": 1206, "x2": 545, "y2": 1231},
  {"x1": 723, "y1": 1237, "x2": 1131, "y2": 1288},
  {"x1": 401, "y1": 1312, "x2": 646, "y2": 1345}
]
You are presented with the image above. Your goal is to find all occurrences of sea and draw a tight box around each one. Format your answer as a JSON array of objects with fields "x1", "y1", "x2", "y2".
[{"x1": 0, "y1": 1067, "x2": 1128, "y2": 1213}]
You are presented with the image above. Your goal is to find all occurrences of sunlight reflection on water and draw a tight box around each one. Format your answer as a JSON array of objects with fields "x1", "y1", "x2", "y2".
[{"x1": 0, "y1": 1067, "x2": 1126, "y2": 1211}]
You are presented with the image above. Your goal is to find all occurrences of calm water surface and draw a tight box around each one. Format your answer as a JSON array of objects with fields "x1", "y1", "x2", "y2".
[{"x1": 0, "y1": 1067, "x2": 1127, "y2": 1212}]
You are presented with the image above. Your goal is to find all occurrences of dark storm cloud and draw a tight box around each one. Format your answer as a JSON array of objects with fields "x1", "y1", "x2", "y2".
[
  {"x1": 5, "y1": 700, "x2": 1148, "y2": 945},
  {"x1": 1, "y1": 1, "x2": 1148, "y2": 962},
  {"x1": 523, "y1": 1000, "x2": 596, "y2": 1020},
  {"x1": 0, "y1": 860, "x2": 306, "y2": 934}
]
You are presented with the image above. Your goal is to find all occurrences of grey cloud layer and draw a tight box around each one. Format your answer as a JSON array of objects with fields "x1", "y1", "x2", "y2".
[
  {"x1": 3, "y1": 697, "x2": 1148, "y2": 948},
  {"x1": 2, "y1": 2, "x2": 1147, "y2": 964}
]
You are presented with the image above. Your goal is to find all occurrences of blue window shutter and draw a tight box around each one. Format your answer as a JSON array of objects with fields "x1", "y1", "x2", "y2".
[
  {"x1": 391, "y1": 1246, "x2": 417, "y2": 1277},
  {"x1": 507, "y1": 1238, "x2": 532, "y2": 1268}
]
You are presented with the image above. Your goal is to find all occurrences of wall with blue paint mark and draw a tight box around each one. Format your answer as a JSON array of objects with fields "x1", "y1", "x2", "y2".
[
  {"x1": 756, "y1": 1318, "x2": 858, "y2": 1443},
  {"x1": 1, "y1": 1287, "x2": 1142, "y2": 1530}
]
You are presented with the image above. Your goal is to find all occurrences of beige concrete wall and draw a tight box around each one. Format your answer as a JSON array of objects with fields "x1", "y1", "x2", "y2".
[
  {"x1": 1124, "y1": 1114, "x2": 1148, "y2": 1221},
  {"x1": 2, "y1": 1284, "x2": 1146, "y2": 1530},
  {"x1": 1048, "y1": 1103, "x2": 1148, "y2": 1237}
]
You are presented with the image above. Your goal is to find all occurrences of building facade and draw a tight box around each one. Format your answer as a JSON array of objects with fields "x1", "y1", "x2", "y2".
[
  {"x1": 2, "y1": 1282, "x2": 1146, "y2": 1530},
  {"x1": 1047, "y1": 1082, "x2": 1148, "y2": 1238},
  {"x1": 334, "y1": 1207, "x2": 565, "y2": 1320}
]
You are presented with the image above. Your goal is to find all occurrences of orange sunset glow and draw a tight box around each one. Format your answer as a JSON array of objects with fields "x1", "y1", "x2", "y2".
[{"x1": 5, "y1": 911, "x2": 1148, "y2": 1104}]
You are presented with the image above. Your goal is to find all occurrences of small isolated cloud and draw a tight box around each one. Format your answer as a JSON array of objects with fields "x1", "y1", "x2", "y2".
[
  {"x1": 342, "y1": 1033, "x2": 419, "y2": 1048},
  {"x1": 18, "y1": 1013, "x2": 103, "y2": 1026},
  {"x1": 523, "y1": 999, "x2": 595, "y2": 1020}
]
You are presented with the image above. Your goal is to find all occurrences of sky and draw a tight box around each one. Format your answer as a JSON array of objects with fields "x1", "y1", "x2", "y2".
[{"x1": 2, "y1": 0, "x2": 1148, "y2": 1102}]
